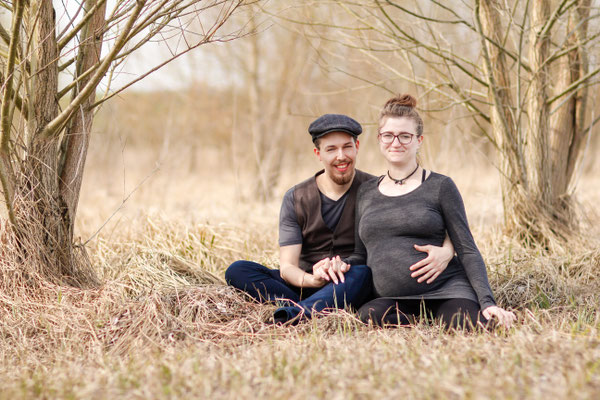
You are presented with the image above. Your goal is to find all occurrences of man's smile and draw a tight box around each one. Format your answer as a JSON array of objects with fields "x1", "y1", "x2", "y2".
[{"x1": 334, "y1": 162, "x2": 351, "y2": 172}]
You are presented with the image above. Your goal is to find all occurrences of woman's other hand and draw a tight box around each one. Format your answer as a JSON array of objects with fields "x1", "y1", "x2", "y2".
[
  {"x1": 482, "y1": 306, "x2": 516, "y2": 329},
  {"x1": 409, "y1": 243, "x2": 453, "y2": 283},
  {"x1": 327, "y1": 255, "x2": 349, "y2": 284}
]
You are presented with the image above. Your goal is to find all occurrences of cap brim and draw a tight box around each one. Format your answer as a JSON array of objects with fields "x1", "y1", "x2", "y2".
[{"x1": 312, "y1": 128, "x2": 359, "y2": 141}]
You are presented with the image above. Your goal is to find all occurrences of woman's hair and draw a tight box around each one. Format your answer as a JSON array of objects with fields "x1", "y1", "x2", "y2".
[{"x1": 379, "y1": 94, "x2": 423, "y2": 136}]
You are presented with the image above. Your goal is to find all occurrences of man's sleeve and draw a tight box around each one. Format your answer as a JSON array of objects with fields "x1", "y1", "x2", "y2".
[{"x1": 278, "y1": 188, "x2": 303, "y2": 246}]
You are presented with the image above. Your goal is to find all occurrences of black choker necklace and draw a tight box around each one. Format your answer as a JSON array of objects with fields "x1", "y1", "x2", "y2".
[{"x1": 388, "y1": 164, "x2": 419, "y2": 185}]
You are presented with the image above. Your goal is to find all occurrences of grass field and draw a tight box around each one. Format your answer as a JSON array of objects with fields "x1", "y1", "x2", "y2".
[{"x1": 0, "y1": 108, "x2": 599, "y2": 399}]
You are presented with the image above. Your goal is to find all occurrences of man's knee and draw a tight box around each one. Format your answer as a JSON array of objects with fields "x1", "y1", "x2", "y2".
[
  {"x1": 225, "y1": 260, "x2": 252, "y2": 286},
  {"x1": 347, "y1": 264, "x2": 372, "y2": 281}
]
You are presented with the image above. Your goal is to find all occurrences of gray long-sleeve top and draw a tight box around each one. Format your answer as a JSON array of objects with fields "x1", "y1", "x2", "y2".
[{"x1": 345, "y1": 172, "x2": 496, "y2": 310}]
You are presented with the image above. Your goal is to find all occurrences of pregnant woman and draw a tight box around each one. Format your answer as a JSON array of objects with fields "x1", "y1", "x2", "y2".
[{"x1": 348, "y1": 94, "x2": 515, "y2": 330}]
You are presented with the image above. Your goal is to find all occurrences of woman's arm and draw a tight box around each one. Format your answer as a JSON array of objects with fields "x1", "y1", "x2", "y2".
[
  {"x1": 342, "y1": 187, "x2": 368, "y2": 266},
  {"x1": 409, "y1": 232, "x2": 454, "y2": 283},
  {"x1": 438, "y1": 177, "x2": 496, "y2": 310}
]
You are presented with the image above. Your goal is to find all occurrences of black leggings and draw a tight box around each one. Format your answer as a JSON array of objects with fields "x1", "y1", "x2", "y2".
[{"x1": 358, "y1": 298, "x2": 488, "y2": 331}]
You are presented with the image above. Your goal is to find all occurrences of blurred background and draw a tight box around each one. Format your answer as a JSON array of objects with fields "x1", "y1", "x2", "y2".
[{"x1": 76, "y1": 1, "x2": 600, "y2": 249}]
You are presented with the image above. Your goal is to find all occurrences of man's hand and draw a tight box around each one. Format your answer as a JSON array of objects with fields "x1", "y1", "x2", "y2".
[
  {"x1": 312, "y1": 258, "x2": 331, "y2": 283},
  {"x1": 482, "y1": 306, "x2": 516, "y2": 329},
  {"x1": 409, "y1": 244, "x2": 453, "y2": 284}
]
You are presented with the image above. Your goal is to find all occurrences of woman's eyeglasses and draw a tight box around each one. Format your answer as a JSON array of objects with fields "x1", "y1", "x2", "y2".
[{"x1": 378, "y1": 132, "x2": 417, "y2": 145}]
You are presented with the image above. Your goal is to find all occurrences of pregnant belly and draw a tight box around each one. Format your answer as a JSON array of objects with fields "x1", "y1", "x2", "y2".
[{"x1": 367, "y1": 239, "x2": 447, "y2": 297}]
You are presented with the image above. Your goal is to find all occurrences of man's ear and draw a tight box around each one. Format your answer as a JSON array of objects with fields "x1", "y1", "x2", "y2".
[
  {"x1": 355, "y1": 139, "x2": 360, "y2": 150},
  {"x1": 313, "y1": 147, "x2": 320, "y2": 158}
]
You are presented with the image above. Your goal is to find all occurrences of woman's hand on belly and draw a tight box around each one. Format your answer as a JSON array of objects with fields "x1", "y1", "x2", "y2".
[{"x1": 408, "y1": 243, "x2": 453, "y2": 284}]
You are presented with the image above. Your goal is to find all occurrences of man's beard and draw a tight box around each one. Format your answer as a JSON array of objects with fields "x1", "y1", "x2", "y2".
[{"x1": 330, "y1": 166, "x2": 354, "y2": 185}]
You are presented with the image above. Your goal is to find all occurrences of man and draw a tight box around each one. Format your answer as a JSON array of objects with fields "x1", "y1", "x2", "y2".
[{"x1": 226, "y1": 114, "x2": 453, "y2": 324}]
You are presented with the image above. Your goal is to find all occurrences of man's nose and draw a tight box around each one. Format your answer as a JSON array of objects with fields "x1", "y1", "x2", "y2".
[{"x1": 336, "y1": 149, "x2": 345, "y2": 159}]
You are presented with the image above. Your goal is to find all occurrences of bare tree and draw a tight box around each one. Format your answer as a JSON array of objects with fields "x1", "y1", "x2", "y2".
[
  {"x1": 216, "y1": 2, "x2": 317, "y2": 201},
  {"x1": 316, "y1": 0, "x2": 599, "y2": 248},
  {"x1": 0, "y1": 0, "x2": 247, "y2": 287}
]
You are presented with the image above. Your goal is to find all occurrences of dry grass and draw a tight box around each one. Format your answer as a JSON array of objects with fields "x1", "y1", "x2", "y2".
[
  {"x1": 1, "y1": 99, "x2": 599, "y2": 399},
  {"x1": 2, "y1": 202, "x2": 599, "y2": 399}
]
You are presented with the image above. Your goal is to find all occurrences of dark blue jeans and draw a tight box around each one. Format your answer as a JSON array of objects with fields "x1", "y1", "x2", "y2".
[{"x1": 225, "y1": 260, "x2": 373, "y2": 322}]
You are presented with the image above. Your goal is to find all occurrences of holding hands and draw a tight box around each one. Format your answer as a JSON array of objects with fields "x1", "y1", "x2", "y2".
[{"x1": 312, "y1": 256, "x2": 350, "y2": 285}]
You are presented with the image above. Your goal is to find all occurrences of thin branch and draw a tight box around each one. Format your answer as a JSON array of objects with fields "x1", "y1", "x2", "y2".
[
  {"x1": 59, "y1": 55, "x2": 76, "y2": 72},
  {"x1": 538, "y1": 0, "x2": 577, "y2": 39},
  {"x1": 0, "y1": 71, "x2": 26, "y2": 118},
  {"x1": 0, "y1": 21, "x2": 11, "y2": 46},
  {"x1": 90, "y1": 15, "x2": 243, "y2": 108},
  {"x1": 56, "y1": 61, "x2": 97, "y2": 100},
  {"x1": 0, "y1": 0, "x2": 24, "y2": 227},
  {"x1": 56, "y1": 0, "x2": 86, "y2": 43},
  {"x1": 581, "y1": 111, "x2": 600, "y2": 135},
  {"x1": 542, "y1": 21, "x2": 600, "y2": 67},
  {"x1": 1, "y1": 0, "x2": 24, "y2": 146},
  {"x1": 374, "y1": 1, "x2": 490, "y2": 87},
  {"x1": 383, "y1": 0, "x2": 531, "y2": 73},
  {"x1": 385, "y1": 0, "x2": 473, "y2": 27},
  {"x1": 119, "y1": 0, "x2": 177, "y2": 42},
  {"x1": 549, "y1": 79, "x2": 600, "y2": 115},
  {"x1": 57, "y1": 0, "x2": 108, "y2": 51},
  {"x1": 547, "y1": 66, "x2": 600, "y2": 106},
  {"x1": 0, "y1": 1, "x2": 12, "y2": 12},
  {"x1": 41, "y1": 0, "x2": 146, "y2": 138},
  {"x1": 110, "y1": 1, "x2": 183, "y2": 62}
]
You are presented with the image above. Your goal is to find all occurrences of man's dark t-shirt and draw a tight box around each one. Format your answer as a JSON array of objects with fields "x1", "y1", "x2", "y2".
[{"x1": 279, "y1": 188, "x2": 350, "y2": 246}]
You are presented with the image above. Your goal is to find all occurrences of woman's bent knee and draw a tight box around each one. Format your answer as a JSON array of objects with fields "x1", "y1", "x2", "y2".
[
  {"x1": 357, "y1": 302, "x2": 386, "y2": 326},
  {"x1": 357, "y1": 304, "x2": 374, "y2": 324}
]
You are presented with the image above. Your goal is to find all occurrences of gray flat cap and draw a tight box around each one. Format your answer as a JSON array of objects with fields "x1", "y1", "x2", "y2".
[{"x1": 308, "y1": 114, "x2": 362, "y2": 142}]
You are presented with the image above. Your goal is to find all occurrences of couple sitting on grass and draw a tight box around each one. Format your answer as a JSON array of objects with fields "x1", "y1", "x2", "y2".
[{"x1": 226, "y1": 93, "x2": 515, "y2": 330}]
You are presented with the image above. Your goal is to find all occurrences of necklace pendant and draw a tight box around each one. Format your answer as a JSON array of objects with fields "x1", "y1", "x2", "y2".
[{"x1": 387, "y1": 164, "x2": 419, "y2": 186}]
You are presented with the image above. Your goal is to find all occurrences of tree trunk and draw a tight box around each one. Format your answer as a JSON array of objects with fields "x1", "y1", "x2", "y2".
[
  {"x1": 0, "y1": 0, "x2": 244, "y2": 289},
  {"x1": 477, "y1": 0, "x2": 523, "y2": 227},
  {"x1": 479, "y1": 0, "x2": 582, "y2": 246},
  {"x1": 527, "y1": 0, "x2": 551, "y2": 202},
  {"x1": 60, "y1": 0, "x2": 107, "y2": 232},
  {"x1": 550, "y1": 0, "x2": 590, "y2": 195},
  {"x1": 10, "y1": 1, "x2": 99, "y2": 287}
]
